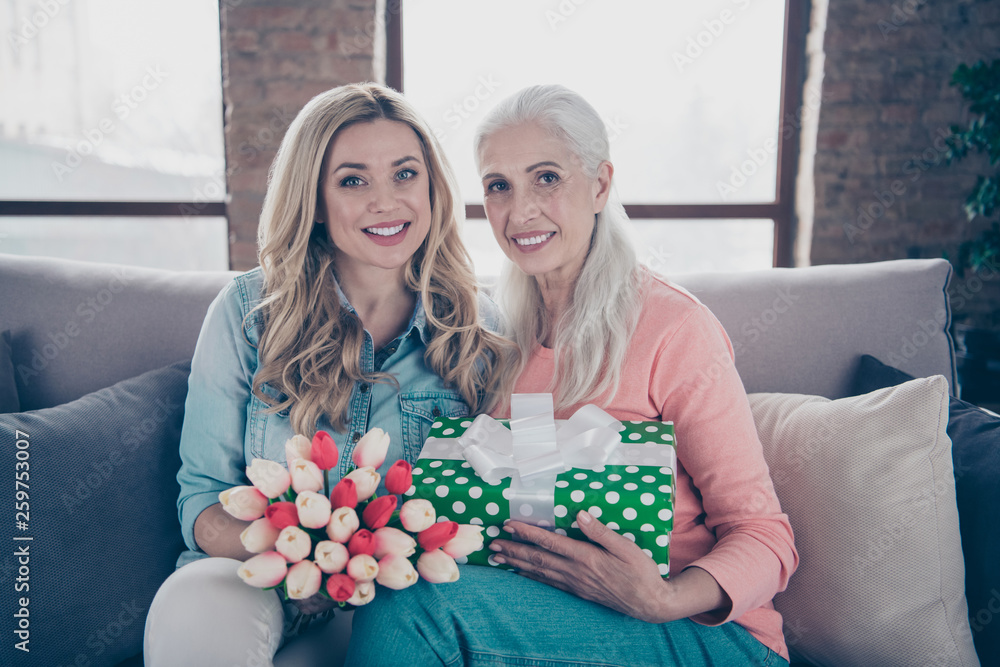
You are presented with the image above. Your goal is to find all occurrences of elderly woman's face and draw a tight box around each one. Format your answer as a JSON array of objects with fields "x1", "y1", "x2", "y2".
[{"x1": 479, "y1": 122, "x2": 611, "y2": 286}]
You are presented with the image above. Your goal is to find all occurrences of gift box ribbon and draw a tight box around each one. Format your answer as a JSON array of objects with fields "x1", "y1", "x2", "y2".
[{"x1": 454, "y1": 394, "x2": 625, "y2": 528}]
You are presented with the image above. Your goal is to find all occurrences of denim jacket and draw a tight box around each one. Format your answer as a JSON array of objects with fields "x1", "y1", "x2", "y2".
[{"x1": 176, "y1": 268, "x2": 483, "y2": 558}]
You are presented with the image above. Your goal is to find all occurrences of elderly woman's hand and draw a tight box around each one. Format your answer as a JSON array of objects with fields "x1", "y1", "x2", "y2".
[{"x1": 488, "y1": 510, "x2": 731, "y2": 624}]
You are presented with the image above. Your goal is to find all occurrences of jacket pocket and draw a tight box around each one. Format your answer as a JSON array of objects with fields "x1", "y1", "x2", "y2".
[
  {"x1": 248, "y1": 381, "x2": 291, "y2": 460},
  {"x1": 399, "y1": 391, "x2": 470, "y2": 462}
]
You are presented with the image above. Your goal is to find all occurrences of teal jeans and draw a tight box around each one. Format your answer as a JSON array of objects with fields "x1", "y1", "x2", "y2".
[{"x1": 346, "y1": 565, "x2": 787, "y2": 667}]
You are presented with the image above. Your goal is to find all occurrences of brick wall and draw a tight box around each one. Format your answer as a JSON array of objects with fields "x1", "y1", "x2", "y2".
[
  {"x1": 221, "y1": 0, "x2": 380, "y2": 270},
  {"x1": 811, "y1": 0, "x2": 1000, "y2": 330}
]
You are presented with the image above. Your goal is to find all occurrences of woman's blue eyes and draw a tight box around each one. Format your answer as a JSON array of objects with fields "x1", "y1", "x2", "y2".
[
  {"x1": 486, "y1": 172, "x2": 558, "y2": 193},
  {"x1": 339, "y1": 169, "x2": 418, "y2": 188}
]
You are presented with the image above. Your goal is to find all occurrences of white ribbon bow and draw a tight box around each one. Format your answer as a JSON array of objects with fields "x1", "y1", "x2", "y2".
[{"x1": 455, "y1": 394, "x2": 623, "y2": 485}]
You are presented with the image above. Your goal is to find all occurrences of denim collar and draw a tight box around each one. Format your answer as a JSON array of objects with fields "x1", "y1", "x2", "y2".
[{"x1": 332, "y1": 275, "x2": 430, "y2": 346}]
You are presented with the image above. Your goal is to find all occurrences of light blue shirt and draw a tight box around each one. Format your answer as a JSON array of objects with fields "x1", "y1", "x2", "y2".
[{"x1": 176, "y1": 267, "x2": 481, "y2": 560}]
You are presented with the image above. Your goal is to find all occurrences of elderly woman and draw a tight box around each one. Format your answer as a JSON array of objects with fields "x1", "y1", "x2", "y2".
[
  {"x1": 346, "y1": 84, "x2": 798, "y2": 667},
  {"x1": 143, "y1": 83, "x2": 513, "y2": 666}
]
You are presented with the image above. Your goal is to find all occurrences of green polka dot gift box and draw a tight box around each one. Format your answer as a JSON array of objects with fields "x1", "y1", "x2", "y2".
[{"x1": 408, "y1": 412, "x2": 676, "y2": 577}]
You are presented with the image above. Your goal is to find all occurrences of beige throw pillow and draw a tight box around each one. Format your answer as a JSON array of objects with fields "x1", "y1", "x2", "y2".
[{"x1": 748, "y1": 376, "x2": 979, "y2": 667}]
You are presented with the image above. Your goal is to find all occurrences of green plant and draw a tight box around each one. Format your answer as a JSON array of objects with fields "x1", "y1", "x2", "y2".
[{"x1": 945, "y1": 59, "x2": 1000, "y2": 275}]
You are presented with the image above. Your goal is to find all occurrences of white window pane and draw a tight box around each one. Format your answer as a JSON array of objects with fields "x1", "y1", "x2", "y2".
[
  {"x1": 631, "y1": 219, "x2": 774, "y2": 274},
  {"x1": 0, "y1": 0, "x2": 225, "y2": 201},
  {"x1": 461, "y1": 218, "x2": 773, "y2": 278},
  {"x1": 0, "y1": 217, "x2": 229, "y2": 271},
  {"x1": 404, "y1": 0, "x2": 784, "y2": 205}
]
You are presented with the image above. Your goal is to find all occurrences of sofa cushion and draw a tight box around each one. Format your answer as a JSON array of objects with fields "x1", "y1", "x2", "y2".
[
  {"x1": 0, "y1": 360, "x2": 190, "y2": 667},
  {"x1": 0, "y1": 253, "x2": 234, "y2": 411},
  {"x1": 748, "y1": 376, "x2": 978, "y2": 667},
  {"x1": 0, "y1": 330, "x2": 19, "y2": 413},
  {"x1": 674, "y1": 258, "x2": 955, "y2": 398},
  {"x1": 851, "y1": 353, "x2": 1000, "y2": 664}
]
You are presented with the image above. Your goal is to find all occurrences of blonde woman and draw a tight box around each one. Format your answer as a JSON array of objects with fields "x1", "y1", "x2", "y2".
[
  {"x1": 144, "y1": 83, "x2": 513, "y2": 666},
  {"x1": 347, "y1": 85, "x2": 797, "y2": 667}
]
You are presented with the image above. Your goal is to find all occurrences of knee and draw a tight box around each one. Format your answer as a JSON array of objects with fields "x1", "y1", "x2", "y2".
[
  {"x1": 145, "y1": 557, "x2": 284, "y2": 666},
  {"x1": 351, "y1": 582, "x2": 432, "y2": 642},
  {"x1": 150, "y1": 557, "x2": 270, "y2": 617}
]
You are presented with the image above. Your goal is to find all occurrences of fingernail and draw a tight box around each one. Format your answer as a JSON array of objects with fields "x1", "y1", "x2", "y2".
[
  {"x1": 489, "y1": 542, "x2": 501, "y2": 551},
  {"x1": 578, "y1": 510, "x2": 592, "y2": 525},
  {"x1": 492, "y1": 555, "x2": 506, "y2": 564},
  {"x1": 502, "y1": 524, "x2": 515, "y2": 534}
]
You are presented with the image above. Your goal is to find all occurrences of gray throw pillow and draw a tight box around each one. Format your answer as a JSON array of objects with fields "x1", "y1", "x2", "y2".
[
  {"x1": 0, "y1": 360, "x2": 190, "y2": 667},
  {"x1": 0, "y1": 330, "x2": 19, "y2": 413}
]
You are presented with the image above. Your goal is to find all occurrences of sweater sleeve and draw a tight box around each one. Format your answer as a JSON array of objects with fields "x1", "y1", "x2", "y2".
[{"x1": 650, "y1": 303, "x2": 798, "y2": 625}]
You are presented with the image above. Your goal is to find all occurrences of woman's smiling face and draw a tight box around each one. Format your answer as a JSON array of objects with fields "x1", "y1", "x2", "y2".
[
  {"x1": 319, "y1": 119, "x2": 432, "y2": 279},
  {"x1": 478, "y1": 122, "x2": 611, "y2": 287}
]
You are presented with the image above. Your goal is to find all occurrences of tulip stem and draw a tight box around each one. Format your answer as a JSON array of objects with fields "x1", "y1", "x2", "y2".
[{"x1": 324, "y1": 470, "x2": 330, "y2": 497}]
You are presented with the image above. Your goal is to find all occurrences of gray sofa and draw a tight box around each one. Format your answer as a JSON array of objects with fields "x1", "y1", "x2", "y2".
[{"x1": 0, "y1": 252, "x2": 992, "y2": 667}]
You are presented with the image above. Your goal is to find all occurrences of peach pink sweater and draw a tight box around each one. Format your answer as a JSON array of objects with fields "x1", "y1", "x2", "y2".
[{"x1": 503, "y1": 270, "x2": 798, "y2": 661}]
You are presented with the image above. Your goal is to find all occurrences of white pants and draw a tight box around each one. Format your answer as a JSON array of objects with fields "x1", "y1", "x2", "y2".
[
  {"x1": 144, "y1": 557, "x2": 286, "y2": 667},
  {"x1": 145, "y1": 556, "x2": 353, "y2": 667}
]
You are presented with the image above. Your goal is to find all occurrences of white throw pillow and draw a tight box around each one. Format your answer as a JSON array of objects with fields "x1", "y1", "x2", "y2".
[{"x1": 748, "y1": 376, "x2": 979, "y2": 667}]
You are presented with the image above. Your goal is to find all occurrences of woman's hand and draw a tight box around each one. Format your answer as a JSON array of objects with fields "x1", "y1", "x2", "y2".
[{"x1": 489, "y1": 511, "x2": 730, "y2": 624}]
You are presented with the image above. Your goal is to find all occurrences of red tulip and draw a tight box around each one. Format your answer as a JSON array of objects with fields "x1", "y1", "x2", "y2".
[
  {"x1": 418, "y1": 521, "x2": 459, "y2": 551},
  {"x1": 264, "y1": 501, "x2": 298, "y2": 530},
  {"x1": 362, "y1": 495, "x2": 397, "y2": 530},
  {"x1": 384, "y1": 460, "x2": 413, "y2": 495},
  {"x1": 325, "y1": 573, "x2": 355, "y2": 602},
  {"x1": 330, "y1": 478, "x2": 358, "y2": 509},
  {"x1": 347, "y1": 528, "x2": 376, "y2": 557},
  {"x1": 311, "y1": 431, "x2": 339, "y2": 471}
]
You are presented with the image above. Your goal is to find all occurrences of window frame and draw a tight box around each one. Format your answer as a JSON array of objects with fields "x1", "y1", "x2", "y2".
[{"x1": 385, "y1": 0, "x2": 807, "y2": 268}]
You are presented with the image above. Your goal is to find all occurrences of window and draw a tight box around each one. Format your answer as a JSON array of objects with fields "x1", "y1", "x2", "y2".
[
  {"x1": 0, "y1": 0, "x2": 228, "y2": 270},
  {"x1": 391, "y1": 0, "x2": 805, "y2": 274}
]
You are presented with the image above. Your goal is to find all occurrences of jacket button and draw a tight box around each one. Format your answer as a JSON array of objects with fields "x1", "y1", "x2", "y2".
[
  {"x1": 360, "y1": 383, "x2": 370, "y2": 393},
  {"x1": 431, "y1": 407, "x2": 442, "y2": 417},
  {"x1": 352, "y1": 432, "x2": 361, "y2": 442}
]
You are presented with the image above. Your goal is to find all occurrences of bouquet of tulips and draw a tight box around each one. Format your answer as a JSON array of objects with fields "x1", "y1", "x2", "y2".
[{"x1": 219, "y1": 428, "x2": 484, "y2": 607}]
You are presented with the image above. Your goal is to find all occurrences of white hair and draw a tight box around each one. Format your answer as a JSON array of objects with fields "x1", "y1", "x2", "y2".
[{"x1": 474, "y1": 84, "x2": 644, "y2": 411}]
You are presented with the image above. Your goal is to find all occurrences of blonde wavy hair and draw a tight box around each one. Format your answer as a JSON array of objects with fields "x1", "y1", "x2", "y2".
[
  {"x1": 251, "y1": 83, "x2": 515, "y2": 434},
  {"x1": 475, "y1": 84, "x2": 644, "y2": 411}
]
